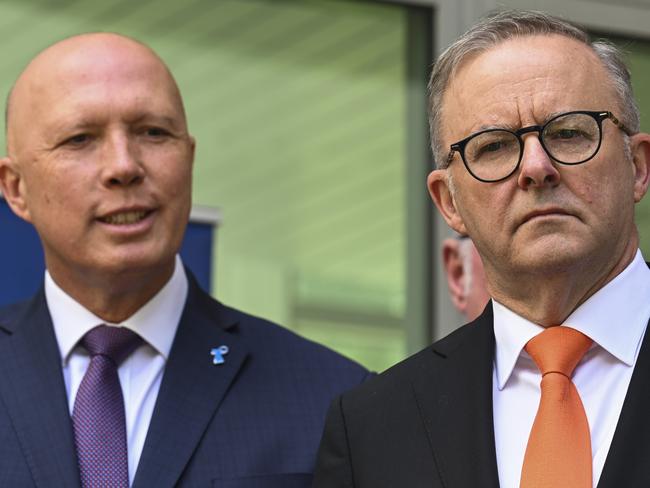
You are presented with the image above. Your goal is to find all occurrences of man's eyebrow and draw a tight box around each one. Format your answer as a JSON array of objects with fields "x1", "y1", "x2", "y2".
[
  {"x1": 473, "y1": 112, "x2": 564, "y2": 133},
  {"x1": 49, "y1": 119, "x2": 97, "y2": 134},
  {"x1": 476, "y1": 123, "x2": 513, "y2": 131},
  {"x1": 470, "y1": 122, "x2": 519, "y2": 133},
  {"x1": 130, "y1": 113, "x2": 183, "y2": 128}
]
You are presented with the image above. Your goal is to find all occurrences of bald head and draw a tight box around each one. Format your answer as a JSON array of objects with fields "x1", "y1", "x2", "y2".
[
  {"x1": 0, "y1": 32, "x2": 195, "y2": 320},
  {"x1": 6, "y1": 32, "x2": 187, "y2": 156}
]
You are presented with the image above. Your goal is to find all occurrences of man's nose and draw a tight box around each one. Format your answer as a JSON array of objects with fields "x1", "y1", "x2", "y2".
[
  {"x1": 517, "y1": 134, "x2": 561, "y2": 189},
  {"x1": 101, "y1": 133, "x2": 145, "y2": 187}
]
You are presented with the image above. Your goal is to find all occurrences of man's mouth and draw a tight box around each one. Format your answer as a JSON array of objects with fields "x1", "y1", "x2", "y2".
[
  {"x1": 524, "y1": 209, "x2": 570, "y2": 222},
  {"x1": 517, "y1": 207, "x2": 578, "y2": 229},
  {"x1": 98, "y1": 210, "x2": 150, "y2": 225}
]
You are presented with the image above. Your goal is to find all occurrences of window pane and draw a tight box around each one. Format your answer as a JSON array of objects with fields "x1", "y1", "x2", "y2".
[
  {"x1": 184, "y1": 0, "x2": 410, "y2": 372},
  {"x1": 0, "y1": 0, "x2": 419, "y2": 371}
]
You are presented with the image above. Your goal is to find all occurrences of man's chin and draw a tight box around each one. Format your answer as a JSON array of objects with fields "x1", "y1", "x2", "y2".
[
  {"x1": 64, "y1": 250, "x2": 177, "y2": 286},
  {"x1": 511, "y1": 238, "x2": 592, "y2": 273}
]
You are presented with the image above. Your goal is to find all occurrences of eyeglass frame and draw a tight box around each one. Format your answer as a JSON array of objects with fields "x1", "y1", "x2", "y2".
[{"x1": 444, "y1": 110, "x2": 634, "y2": 183}]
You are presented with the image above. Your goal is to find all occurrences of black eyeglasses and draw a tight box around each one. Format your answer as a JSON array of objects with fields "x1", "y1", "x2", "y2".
[{"x1": 445, "y1": 110, "x2": 633, "y2": 183}]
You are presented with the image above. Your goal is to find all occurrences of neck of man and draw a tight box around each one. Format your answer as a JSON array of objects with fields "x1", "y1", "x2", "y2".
[
  {"x1": 47, "y1": 261, "x2": 176, "y2": 324},
  {"x1": 487, "y1": 235, "x2": 639, "y2": 326}
]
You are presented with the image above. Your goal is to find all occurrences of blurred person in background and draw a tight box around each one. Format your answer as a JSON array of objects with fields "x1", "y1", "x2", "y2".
[{"x1": 442, "y1": 234, "x2": 490, "y2": 321}]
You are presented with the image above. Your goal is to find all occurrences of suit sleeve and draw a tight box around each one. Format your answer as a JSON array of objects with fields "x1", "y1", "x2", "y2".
[{"x1": 312, "y1": 395, "x2": 355, "y2": 488}]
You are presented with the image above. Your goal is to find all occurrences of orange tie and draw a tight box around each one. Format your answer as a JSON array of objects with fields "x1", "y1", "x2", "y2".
[{"x1": 520, "y1": 326, "x2": 593, "y2": 488}]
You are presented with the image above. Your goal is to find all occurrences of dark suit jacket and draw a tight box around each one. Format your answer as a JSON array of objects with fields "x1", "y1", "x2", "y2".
[
  {"x1": 0, "y1": 273, "x2": 369, "y2": 487},
  {"x1": 313, "y1": 303, "x2": 650, "y2": 487}
]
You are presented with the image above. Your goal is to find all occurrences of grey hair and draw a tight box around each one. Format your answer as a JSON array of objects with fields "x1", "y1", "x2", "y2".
[{"x1": 428, "y1": 9, "x2": 640, "y2": 168}]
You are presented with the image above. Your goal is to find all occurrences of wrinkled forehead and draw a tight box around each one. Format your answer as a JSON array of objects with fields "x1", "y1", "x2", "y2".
[
  {"x1": 7, "y1": 35, "x2": 185, "y2": 144},
  {"x1": 440, "y1": 35, "x2": 617, "y2": 140}
]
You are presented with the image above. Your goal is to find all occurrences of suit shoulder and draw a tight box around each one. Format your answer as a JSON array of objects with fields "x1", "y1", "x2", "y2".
[
  {"x1": 378, "y1": 321, "x2": 477, "y2": 376},
  {"x1": 0, "y1": 293, "x2": 42, "y2": 334},
  {"x1": 339, "y1": 319, "x2": 487, "y2": 407},
  {"x1": 340, "y1": 343, "x2": 435, "y2": 403},
  {"x1": 214, "y1": 301, "x2": 370, "y2": 379}
]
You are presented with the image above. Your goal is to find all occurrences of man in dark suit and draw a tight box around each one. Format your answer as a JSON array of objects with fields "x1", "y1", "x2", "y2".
[
  {"x1": 0, "y1": 33, "x2": 368, "y2": 487},
  {"x1": 313, "y1": 10, "x2": 650, "y2": 488}
]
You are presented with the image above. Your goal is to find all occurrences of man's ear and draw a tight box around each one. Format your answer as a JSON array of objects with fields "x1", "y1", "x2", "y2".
[
  {"x1": 0, "y1": 156, "x2": 31, "y2": 222},
  {"x1": 442, "y1": 238, "x2": 468, "y2": 314},
  {"x1": 427, "y1": 169, "x2": 467, "y2": 235},
  {"x1": 630, "y1": 133, "x2": 650, "y2": 203}
]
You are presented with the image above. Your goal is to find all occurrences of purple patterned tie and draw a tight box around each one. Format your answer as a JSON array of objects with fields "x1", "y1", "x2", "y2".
[{"x1": 72, "y1": 325, "x2": 142, "y2": 488}]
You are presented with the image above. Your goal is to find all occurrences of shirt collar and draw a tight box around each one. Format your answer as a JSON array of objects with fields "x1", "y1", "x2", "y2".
[
  {"x1": 494, "y1": 249, "x2": 650, "y2": 390},
  {"x1": 46, "y1": 255, "x2": 189, "y2": 365}
]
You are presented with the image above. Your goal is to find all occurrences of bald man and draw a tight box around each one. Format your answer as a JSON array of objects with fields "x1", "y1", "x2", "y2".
[{"x1": 0, "y1": 33, "x2": 368, "y2": 488}]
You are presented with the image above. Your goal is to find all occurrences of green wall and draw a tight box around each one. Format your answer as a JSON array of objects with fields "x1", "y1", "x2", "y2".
[{"x1": 0, "y1": 0, "x2": 413, "y2": 371}]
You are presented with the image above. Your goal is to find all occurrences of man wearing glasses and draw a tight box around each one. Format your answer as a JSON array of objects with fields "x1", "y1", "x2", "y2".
[{"x1": 313, "y1": 9, "x2": 650, "y2": 488}]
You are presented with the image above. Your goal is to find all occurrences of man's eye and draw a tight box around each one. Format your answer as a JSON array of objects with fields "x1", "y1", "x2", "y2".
[
  {"x1": 144, "y1": 127, "x2": 170, "y2": 138},
  {"x1": 62, "y1": 134, "x2": 90, "y2": 146},
  {"x1": 546, "y1": 127, "x2": 591, "y2": 141},
  {"x1": 556, "y1": 129, "x2": 580, "y2": 139},
  {"x1": 483, "y1": 141, "x2": 505, "y2": 152},
  {"x1": 474, "y1": 139, "x2": 512, "y2": 158}
]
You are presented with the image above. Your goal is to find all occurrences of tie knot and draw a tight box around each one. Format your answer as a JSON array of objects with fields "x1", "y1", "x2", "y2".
[
  {"x1": 524, "y1": 326, "x2": 592, "y2": 377},
  {"x1": 81, "y1": 325, "x2": 142, "y2": 366}
]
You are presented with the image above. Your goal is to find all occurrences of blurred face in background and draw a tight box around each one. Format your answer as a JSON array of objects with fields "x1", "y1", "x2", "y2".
[{"x1": 442, "y1": 236, "x2": 490, "y2": 321}]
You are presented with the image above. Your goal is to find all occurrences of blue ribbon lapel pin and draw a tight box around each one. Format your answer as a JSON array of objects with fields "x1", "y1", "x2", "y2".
[{"x1": 211, "y1": 345, "x2": 230, "y2": 365}]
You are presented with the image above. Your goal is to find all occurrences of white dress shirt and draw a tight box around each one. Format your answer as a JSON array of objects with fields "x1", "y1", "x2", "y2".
[
  {"x1": 45, "y1": 255, "x2": 188, "y2": 485},
  {"x1": 492, "y1": 249, "x2": 650, "y2": 488}
]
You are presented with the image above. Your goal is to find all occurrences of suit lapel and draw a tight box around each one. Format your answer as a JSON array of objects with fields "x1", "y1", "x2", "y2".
[
  {"x1": 0, "y1": 290, "x2": 80, "y2": 487},
  {"x1": 597, "y1": 317, "x2": 650, "y2": 487},
  {"x1": 411, "y1": 306, "x2": 500, "y2": 488},
  {"x1": 132, "y1": 279, "x2": 249, "y2": 488}
]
